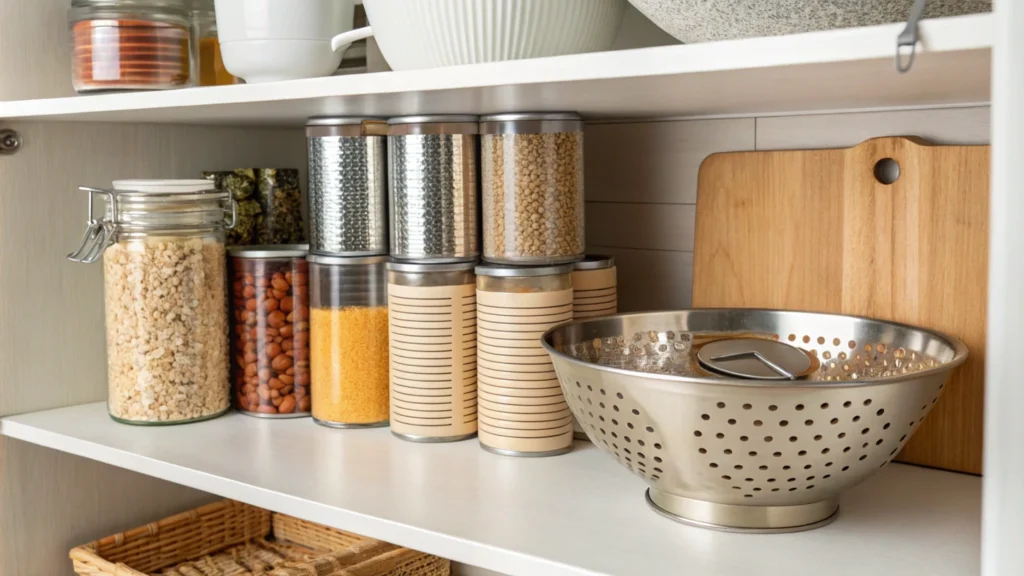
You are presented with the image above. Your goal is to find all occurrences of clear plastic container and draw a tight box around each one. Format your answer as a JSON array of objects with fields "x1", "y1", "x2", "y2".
[
  {"x1": 68, "y1": 180, "x2": 236, "y2": 424},
  {"x1": 229, "y1": 246, "x2": 311, "y2": 418},
  {"x1": 308, "y1": 255, "x2": 390, "y2": 427},
  {"x1": 191, "y1": 0, "x2": 235, "y2": 86},
  {"x1": 474, "y1": 264, "x2": 575, "y2": 456},
  {"x1": 68, "y1": 0, "x2": 192, "y2": 93},
  {"x1": 387, "y1": 262, "x2": 477, "y2": 442},
  {"x1": 481, "y1": 113, "x2": 585, "y2": 265}
]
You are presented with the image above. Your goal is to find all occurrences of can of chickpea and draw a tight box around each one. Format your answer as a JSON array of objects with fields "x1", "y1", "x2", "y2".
[
  {"x1": 480, "y1": 113, "x2": 585, "y2": 265},
  {"x1": 228, "y1": 245, "x2": 311, "y2": 418}
]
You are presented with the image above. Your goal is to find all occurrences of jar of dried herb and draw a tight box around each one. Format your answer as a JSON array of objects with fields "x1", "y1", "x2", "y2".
[
  {"x1": 308, "y1": 255, "x2": 389, "y2": 428},
  {"x1": 480, "y1": 113, "x2": 585, "y2": 265},
  {"x1": 204, "y1": 169, "x2": 305, "y2": 246}
]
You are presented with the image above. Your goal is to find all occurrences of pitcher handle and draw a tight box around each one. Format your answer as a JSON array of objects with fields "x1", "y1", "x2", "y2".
[{"x1": 330, "y1": 26, "x2": 374, "y2": 52}]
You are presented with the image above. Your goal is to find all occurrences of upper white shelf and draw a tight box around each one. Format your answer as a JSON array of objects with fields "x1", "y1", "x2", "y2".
[
  {"x1": 0, "y1": 14, "x2": 991, "y2": 126},
  {"x1": 2, "y1": 403, "x2": 980, "y2": 576}
]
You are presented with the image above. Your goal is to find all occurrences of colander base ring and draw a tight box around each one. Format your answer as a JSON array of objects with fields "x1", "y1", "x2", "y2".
[{"x1": 646, "y1": 489, "x2": 840, "y2": 533}]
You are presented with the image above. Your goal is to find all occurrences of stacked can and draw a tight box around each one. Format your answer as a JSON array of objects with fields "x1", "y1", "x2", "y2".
[
  {"x1": 386, "y1": 115, "x2": 481, "y2": 442},
  {"x1": 306, "y1": 117, "x2": 392, "y2": 429},
  {"x1": 474, "y1": 112, "x2": 590, "y2": 457},
  {"x1": 570, "y1": 255, "x2": 618, "y2": 439}
]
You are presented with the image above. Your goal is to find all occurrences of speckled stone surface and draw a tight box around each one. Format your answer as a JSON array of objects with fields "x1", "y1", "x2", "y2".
[{"x1": 629, "y1": 0, "x2": 991, "y2": 43}]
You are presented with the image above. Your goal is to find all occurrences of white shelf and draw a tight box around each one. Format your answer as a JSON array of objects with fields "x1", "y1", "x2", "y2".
[
  {"x1": 2, "y1": 403, "x2": 980, "y2": 576},
  {"x1": 0, "y1": 15, "x2": 991, "y2": 126}
]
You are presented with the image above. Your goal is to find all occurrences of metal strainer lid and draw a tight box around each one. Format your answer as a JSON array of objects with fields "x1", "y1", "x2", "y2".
[{"x1": 697, "y1": 338, "x2": 814, "y2": 380}]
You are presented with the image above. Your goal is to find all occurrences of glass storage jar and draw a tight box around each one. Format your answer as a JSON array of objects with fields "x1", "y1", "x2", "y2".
[
  {"x1": 203, "y1": 169, "x2": 305, "y2": 246},
  {"x1": 68, "y1": 0, "x2": 192, "y2": 93},
  {"x1": 387, "y1": 262, "x2": 477, "y2": 442},
  {"x1": 68, "y1": 180, "x2": 236, "y2": 424},
  {"x1": 387, "y1": 115, "x2": 479, "y2": 262},
  {"x1": 191, "y1": 0, "x2": 235, "y2": 86},
  {"x1": 475, "y1": 264, "x2": 575, "y2": 456},
  {"x1": 307, "y1": 117, "x2": 389, "y2": 256},
  {"x1": 480, "y1": 113, "x2": 585, "y2": 265},
  {"x1": 229, "y1": 245, "x2": 310, "y2": 418},
  {"x1": 308, "y1": 255, "x2": 390, "y2": 428}
]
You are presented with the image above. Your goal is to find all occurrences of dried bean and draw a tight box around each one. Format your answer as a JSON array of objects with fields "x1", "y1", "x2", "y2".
[{"x1": 230, "y1": 256, "x2": 311, "y2": 416}]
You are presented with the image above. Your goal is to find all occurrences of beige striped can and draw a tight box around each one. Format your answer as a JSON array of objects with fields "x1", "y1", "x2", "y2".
[
  {"x1": 571, "y1": 255, "x2": 618, "y2": 439},
  {"x1": 387, "y1": 262, "x2": 478, "y2": 442},
  {"x1": 475, "y1": 264, "x2": 574, "y2": 457}
]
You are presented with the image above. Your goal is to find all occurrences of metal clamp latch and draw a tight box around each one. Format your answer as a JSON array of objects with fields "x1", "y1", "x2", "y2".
[
  {"x1": 896, "y1": 0, "x2": 928, "y2": 73},
  {"x1": 67, "y1": 187, "x2": 116, "y2": 264}
]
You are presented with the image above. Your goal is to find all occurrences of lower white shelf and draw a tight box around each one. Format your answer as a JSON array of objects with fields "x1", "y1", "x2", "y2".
[{"x1": 1, "y1": 403, "x2": 979, "y2": 576}]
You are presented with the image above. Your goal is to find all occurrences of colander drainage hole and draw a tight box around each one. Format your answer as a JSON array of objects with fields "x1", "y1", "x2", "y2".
[
  {"x1": 830, "y1": 418, "x2": 839, "y2": 425},
  {"x1": 698, "y1": 448, "x2": 707, "y2": 454},
  {"x1": 744, "y1": 495, "x2": 753, "y2": 498},
  {"x1": 859, "y1": 455, "x2": 867, "y2": 461},
  {"x1": 613, "y1": 406, "x2": 620, "y2": 412},
  {"x1": 733, "y1": 486, "x2": 741, "y2": 490},
  {"x1": 780, "y1": 420, "x2": 789, "y2": 427},
  {"x1": 624, "y1": 436, "x2": 632, "y2": 443},
  {"x1": 638, "y1": 452, "x2": 645, "y2": 458},
  {"x1": 843, "y1": 401, "x2": 852, "y2": 408},
  {"x1": 759, "y1": 465, "x2": 768, "y2": 470},
  {"x1": 612, "y1": 419, "x2": 618, "y2": 425},
  {"x1": 652, "y1": 475, "x2": 660, "y2": 480},
  {"x1": 624, "y1": 448, "x2": 632, "y2": 455},
  {"x1": 717, "y1": 402, "x2": 726, "y2": 409},
  {"x1": 740, "y1": 436, "x2": 749, "y2": 442},
  {"x1": 654, "y1": 456, "x2": 662, "y2": 463},
  {"x1": 612, "y1": 432, "x2": 618, "y2": 438},
  {"x1": 767, "y1": 478, "x2": 776, "y2": 482},
  {"x1": 694, "y1": 431, "x2": 702, "y2": 437},
  {"x1": 804, "y1": 464, "x2": 812, "y2": 470},
  {"x1": 764, "y1": 436, "x2": 774, "y2": 442},
  {"x1": 587, "y1": 385, "x2": 592, "y2": 391},
  {"x1": 701, "y1": 414, "x2": 710, "y2": 421},
  {"x1": 724, "y1": 448, "x2": 733, "y2": 455},
  {"x1": 899, "y1": 434, "x2": 907, "y2": 442},
  {"x1": 806, "y1": 485, "x2": 816, "y2": 490},
  {"x1": 796, "y1": 404, "x2": 805, "y2": 411},
  {"x1": 814, "y1": 435, "x2": 823, "y2": 441},
  {"x1": 617, "y1": 392, "x2": 623, "y2": 399},
  {"x1": 883, "y1": 423, "x2": 891, "y2": 430},
  {"x1": 805, "y1": 420, "x2": 814, "y2": 426},
  {"x1": 638, "y1": 440, "x2": 646, "y2": 447},
  {"x1": 798, "y1": 450, "x2": 807, "y2": 456},
  {"x1": 822, "y1": 448, "x2": 830, "y2": 454},
  {"x1": 842, "y1": 466, "x2": 850, "y2": 471},
  {"x1": 754, "y1": 420, "x2": 763, "y2": 427},
  {"x1": 734, "y1": 465, "x2": 743, "y2": 470},
  {"x1": 861, "y1": 428, "x2": 870, "y2": 435},
  {"x1": 645, "y1": 426, "x2": 654, "y2": 433},
  {"x1": 843, "y1": 447, "x2": 851, "y2": 453},
  {"x1": 627, "y1": 423, "x2": 635, "y2": 429},
  {"x1": 599, "y1": 416, "x2": 605, "y2": 422},
  {"x1": 820, "y1": 403, "x2": 830, "y2": 409},
  {"x1": 789, "y1": 436, "x2": 798, "y2": 442},
  {"x1": 864, "y1": 399, "x2": 873, "y2": 406},
  {"x1": 653, "y1": 467, "x2": 663, "y2": 473},
  {"x1": 745, "y1": 477, "x2": 753, "y2": 482},
  {"x1": 772, "y1": 488, "x2": 780, "y2": 492},
  {"x1": 748, "y1": 451, "x2": 758, "y2": 457},
  {"x1": 876, "y1": 439, "x2": 884, "y2": 446},
  {"x1": 716, "y1": 433, "x2": 725, "y2": 439},
  {"x1": 769, "y1": 405, "x2": 778, "y2": 411},
  {"x1": 722, "y1": 475, "x2": 731, "y2": 480},
  {"x1": 600, "y1": 389, "x2": 606, "y2": 395},
  {"x1": 825, "y1": 461, "x2": 833, "y2": 467},
  {"x1": 788, "y1": 478, "x2": 796, "y2": 482},
  {"x1": 824, "y1": 474, "x2": 831, "y2": 479},
  {"x1": 876, "y1": 409, "x2": 885, "y2": 416},
  {"x1": 783, "y1": 465, "x2": 792, "y2": 471},
  {"x1": 862, "y1": 442, "x2": 869, "y2": 449},
  {"x1": 754, "y1": 488, "x2": 762, "y2": 492},
  {"x1": 743, "y1": 404, "x2": 752, "y2": 410},
  {"x1": 654, "y1": 443, "x2": 662, "y2": 449},
  {"x1": 838, "y1": 432, "x2": 847, "y2": 439},
  {"x1": 853, "y1": 416, "x2": 861, "y2": 422},
  {"x1": 599, "y1": 402, "x2": 605, "y2": 409},
  {"x1": 789, "y1": 488, "x2": 798, "y2": 492}
]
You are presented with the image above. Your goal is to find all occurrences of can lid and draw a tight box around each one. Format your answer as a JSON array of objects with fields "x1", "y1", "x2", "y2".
[
  {"x1": 387, "y1": 261, "x2": 477, "y2": 273},
  {"x1": 573, "y1": 255, "x2": 615, "y2": 271},
  {"x1": 112, "y1": 179, "x2": 216, "y2": 193},
  {"x1": 480, "y1": 112, "x2": 582, "y2": 122},
  {"x1": 387, "y1": 115, "x2": 479, "y2": 125},
  {"x1": 228, "y1": 244, "x2": 308, "y2": 258},
  {"x1": 307, "y1": 254, "x2": 390, "y2": 265},
  {"x1": 475, "y1": 263, "x2": 573, "y2": 278},
  {"x1": 306, "y1": 116, "x2": 387, "y2": 126},
  {"x1": 696, "y1": 338, "x2": 816, "y2": 380}
]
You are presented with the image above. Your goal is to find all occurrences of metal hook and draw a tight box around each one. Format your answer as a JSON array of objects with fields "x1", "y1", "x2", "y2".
[{"x1": 896, "y1": 0, "x2": 928, "y2": 74}]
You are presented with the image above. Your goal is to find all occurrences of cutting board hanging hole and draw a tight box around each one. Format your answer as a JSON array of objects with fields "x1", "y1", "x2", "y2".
[{"x1": 873, "y1": 158, "x2": 901, "y2": 184}]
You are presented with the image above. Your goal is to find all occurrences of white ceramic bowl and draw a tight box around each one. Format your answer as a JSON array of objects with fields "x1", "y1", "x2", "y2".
[
  {"x1": 628, "y1": 0, "x2": 991, "y2": 44},
  {"x1": 220, "y1": 39, "x2": 347, "y2": 83},
  {"x1": 335, "y1": 0, "x2": 627, "y2": 71}
]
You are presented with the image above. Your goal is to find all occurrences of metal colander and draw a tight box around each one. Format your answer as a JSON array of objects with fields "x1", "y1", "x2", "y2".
[{"x1": 541, "y1": 309, "x2": 968, "y2": 533}]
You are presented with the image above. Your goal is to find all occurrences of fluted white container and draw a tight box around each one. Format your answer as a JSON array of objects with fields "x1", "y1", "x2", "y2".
[{"x1": 354, "y1": 0, "x2": 627, "y2": 71}]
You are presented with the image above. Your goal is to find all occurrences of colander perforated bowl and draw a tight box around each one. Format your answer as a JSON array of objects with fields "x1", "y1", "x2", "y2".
[{"x1": 541, "y1": 309, "x2": 968, "y2": 533}]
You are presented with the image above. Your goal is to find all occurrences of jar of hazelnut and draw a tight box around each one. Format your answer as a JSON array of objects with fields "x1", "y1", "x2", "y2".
[{"x1": 228, "y1": 245, "x2": 311, "y2": 417}]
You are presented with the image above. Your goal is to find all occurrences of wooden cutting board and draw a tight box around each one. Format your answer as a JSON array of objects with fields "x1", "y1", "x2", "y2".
[{"x1": 692, "y1": 137, "x2": 988, "y2": 475}]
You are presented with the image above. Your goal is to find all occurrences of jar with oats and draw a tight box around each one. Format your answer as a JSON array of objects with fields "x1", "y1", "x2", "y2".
[
  {"x1": 68, "y1": 180, "x2": 236, "y2": 425},
  {"x1": 308, "y1": 255, "x2": 390, "y2": 428},
  {"x1": 480, "y1": 113, "x2": 585, "y2": 265}
]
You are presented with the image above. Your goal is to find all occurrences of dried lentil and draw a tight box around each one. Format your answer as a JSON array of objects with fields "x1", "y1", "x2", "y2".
[
  {"x1": 310, "y1": 306, "x2": 390, "y2": 426},
  {"x1": 482, "y1": 131, "x2": 584, "y2": 263},
  {"x1": 104, "y1": 237, "x2": 229, "y2": 423}
]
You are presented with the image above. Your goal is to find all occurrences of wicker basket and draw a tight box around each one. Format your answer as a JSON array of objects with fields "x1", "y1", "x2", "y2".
[{"x1": 70, "y1": 499, "x2": 450, "y2": 576}]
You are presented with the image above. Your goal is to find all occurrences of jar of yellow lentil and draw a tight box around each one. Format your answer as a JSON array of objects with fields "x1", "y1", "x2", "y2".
[{"x1": 308, "y1": 254, "x2": 389, "y2": 428}]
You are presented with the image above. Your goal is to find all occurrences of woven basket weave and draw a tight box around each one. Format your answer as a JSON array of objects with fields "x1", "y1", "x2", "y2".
[{"x1": 70, "y1": 499, "x2": 450, "y2": 576}]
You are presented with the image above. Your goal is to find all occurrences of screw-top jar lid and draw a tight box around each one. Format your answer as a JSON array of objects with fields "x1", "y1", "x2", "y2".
[
  {"x1": 307, "y1": 116, "x2": 387, "y2": 125},
  {"x1": 228, "y1": 244, "x2": 309, "y2": 258},
  {"x1": 307, "y1": 254, "x2": 390, "y2": 266},
  {"x1": 475, "y1": 263, "x2": 573, "y2": 277},
  {"x1": 113, "y1": 179, "x2": 215, "y2": 193},
  {"x1": 387, "y1": 261, "x2": 477, "y2": 273},
  {"x1": 69, "y1": 0, "x2": 191, "y2": 23},
  {"x1": 480, "y1": 112, "x2": 583, "y2": 135},
  {"x1": 387, "y1": 115, "x2": 480, "y2": 136},
  {"x1": 573, "y1": 255, "x2": 615, "y2": 271}
]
